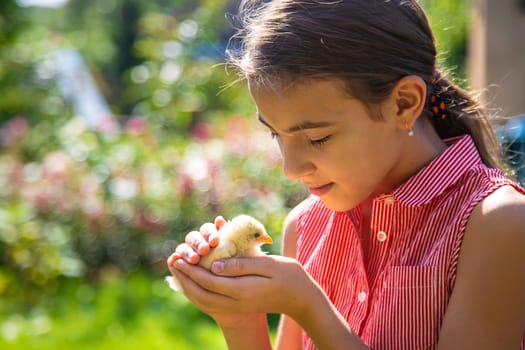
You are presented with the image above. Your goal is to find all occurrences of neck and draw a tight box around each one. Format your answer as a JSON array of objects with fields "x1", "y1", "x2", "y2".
[{"x1": 373, "y1": 119, "x2": 447, "y2": 197}]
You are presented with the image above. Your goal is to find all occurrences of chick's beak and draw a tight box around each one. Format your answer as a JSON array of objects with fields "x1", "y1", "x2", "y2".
[{"x1": 259, "y1": 233, "x2": 273, "y2": 244}]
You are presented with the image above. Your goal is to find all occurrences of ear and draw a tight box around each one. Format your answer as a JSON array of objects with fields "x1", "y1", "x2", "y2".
[{"x1": 390, "y1": 75, "x2": 426, "y2": 131}]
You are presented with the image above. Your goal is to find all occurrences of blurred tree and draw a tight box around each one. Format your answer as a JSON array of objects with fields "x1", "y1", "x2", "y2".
[
  {"x1": 0, "y1": 0, "x2": 69, "y2": 128},
  {"x1": 420, "y1": 0, "x2": 469, "y2": 82},
  {"x1": 0, "y1": 0, "x2": 25, "y2": 43}
]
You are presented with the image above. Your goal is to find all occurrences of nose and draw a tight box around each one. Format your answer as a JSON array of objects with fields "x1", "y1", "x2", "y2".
[{"x1": 280, "y1": 142, "x2": 314, "y2": 180}]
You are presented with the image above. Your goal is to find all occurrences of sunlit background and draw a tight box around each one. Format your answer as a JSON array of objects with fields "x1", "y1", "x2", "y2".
[{"x1": 0, "y1": 0, "x2": 523, "y2": 349}]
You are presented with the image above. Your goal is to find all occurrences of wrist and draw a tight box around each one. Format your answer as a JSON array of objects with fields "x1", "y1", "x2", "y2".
[
  {"x1": 217, "y1": 313, "x2": 267, "y2": 332},
  {"x1": 287, "y1": 276, "x2": 369, "y2": 350},
  {"x1": 219, "y1": 313, "x2": 272, "y2": 350},
  {"x1": 288, "y1": 275, "x2": 325, "y2": 324}
]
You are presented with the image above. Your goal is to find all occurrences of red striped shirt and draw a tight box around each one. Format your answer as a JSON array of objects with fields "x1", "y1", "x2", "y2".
[{"x1": 296, "y1": 135, "x2": 525, "y2": 350}]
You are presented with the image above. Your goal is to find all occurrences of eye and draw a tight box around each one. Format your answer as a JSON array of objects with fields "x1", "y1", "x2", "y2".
[
  {"x1": 254, "y1": 232, "x2": 260, "y2": 238},
  {"x1": 309, "y1": 135, "x2": 331, "y2": 146}
]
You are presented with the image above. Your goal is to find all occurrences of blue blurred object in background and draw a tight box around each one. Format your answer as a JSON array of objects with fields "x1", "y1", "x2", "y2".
[
  {"x1": 17, "y1": 0, "x2": 69, "y2": 7},
  {"x1": 501, "y1": 114, "x2": 525, "y2": 186},
  {"x1": 52, "y1": 48, "x2": 119, "y2": 132}
]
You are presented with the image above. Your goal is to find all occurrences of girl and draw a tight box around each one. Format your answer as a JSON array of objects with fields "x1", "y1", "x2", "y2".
[{"x1": 167, "y1": 1, "x2": 525, "y2": 349}]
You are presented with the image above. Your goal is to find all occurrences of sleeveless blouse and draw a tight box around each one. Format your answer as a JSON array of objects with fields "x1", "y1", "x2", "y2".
[{"x1": 296, "y1": 135, "x2": 525, "y2": 349}]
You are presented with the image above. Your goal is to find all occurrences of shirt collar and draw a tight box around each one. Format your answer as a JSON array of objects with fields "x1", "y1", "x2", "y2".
[{"x1": 386, "y1": 135, "x2": 483, "y2": 206}]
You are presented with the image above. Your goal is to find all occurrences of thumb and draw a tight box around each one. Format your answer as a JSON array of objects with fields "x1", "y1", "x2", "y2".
[{"x1": 211, "y1": 255, "x2": 279, "y2": 277}]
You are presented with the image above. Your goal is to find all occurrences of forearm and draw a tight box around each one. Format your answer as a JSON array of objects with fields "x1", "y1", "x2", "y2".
[
  {"x1": 292, "y1": 281, "x2": 369, "y2": 350},
  {"x1": 219, "y1": 313, "x2": 273, "y2": 350}
]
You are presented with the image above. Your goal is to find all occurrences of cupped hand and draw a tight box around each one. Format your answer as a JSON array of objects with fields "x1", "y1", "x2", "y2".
[
  {"x1": 169, "y1": 254, "x2": 316, "y2": 322},
  {"x1": 167, "y1": 216, "x2": 225, "y2": 266}
]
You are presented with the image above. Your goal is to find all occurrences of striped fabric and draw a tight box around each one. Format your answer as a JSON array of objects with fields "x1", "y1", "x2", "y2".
[{"x1": 296, "y1": 135, "x2": 525, "y2": 350}]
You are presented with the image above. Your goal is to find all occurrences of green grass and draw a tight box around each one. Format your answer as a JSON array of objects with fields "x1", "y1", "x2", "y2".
[{"x1": 0, "y1": 271, "x2": 230, "y2": 350}]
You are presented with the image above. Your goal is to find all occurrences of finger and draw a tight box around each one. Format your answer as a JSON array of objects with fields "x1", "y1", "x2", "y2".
[
  {"x1": 169, "y1": 260, "x2": 188, "y2": 283},
  {"x1": 200, "y1": 222, "x2": 220, "y2": 248},
  {"x1": 173, "y1": 259, "x2": 244, "y2": 293},
  {"x1": 171, "y1": 260, "x2": 240, "y2": 307},
  {"x1": 185, "y1": 230, "x2": 211, "y2": 256},
  {"x1": 173, "y1": 243, "x2": 200, "y2": 264},
  {"x1": 169, "y1": 262, "x2": 195, "y2": 295},
  {"x1": 166, "y1": 252, "x2": 181, "y2": 266},
  {"x1": 215, "y1": 216, "x2": 226, "y2": 229}
]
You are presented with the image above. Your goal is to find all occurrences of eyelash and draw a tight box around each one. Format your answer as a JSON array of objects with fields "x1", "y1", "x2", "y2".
[
  {"x1": 309, "y1": 135, "x2": 331, "y2": 146},
  {"x1": 269, "y1": 132, "x2": 331, "y2": 147}
]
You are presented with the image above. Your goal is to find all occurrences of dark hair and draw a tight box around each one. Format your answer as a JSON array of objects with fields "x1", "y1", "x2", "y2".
[{"x1": 227, "y1": 0, "x2": 503, "y2": 169}]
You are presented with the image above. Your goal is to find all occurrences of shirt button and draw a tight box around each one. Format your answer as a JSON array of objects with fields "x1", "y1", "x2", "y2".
[
  {"x1": 384, "y1": 196, "x2": 395, "y2": 205},
  {"x1": 377, "y1": 230, "x2": 387, "y2": 242},
  {"x1": 357, "y1": 291, "x2": 367, "y2": 303}
]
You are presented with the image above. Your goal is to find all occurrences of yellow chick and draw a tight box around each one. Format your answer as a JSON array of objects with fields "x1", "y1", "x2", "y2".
[{"x1": 166, "y1": 214, "x2": 272, "y2": 291}]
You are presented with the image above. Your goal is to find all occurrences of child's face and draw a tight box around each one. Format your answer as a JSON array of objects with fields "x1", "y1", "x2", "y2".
[{"x1": 250, "y1": 79, "x2": 411, "y2": 211}]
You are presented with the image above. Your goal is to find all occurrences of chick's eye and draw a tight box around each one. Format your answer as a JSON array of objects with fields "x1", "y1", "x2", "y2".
[{"x1": 254, "y1": 232, "x2": 260, "y2": 238}]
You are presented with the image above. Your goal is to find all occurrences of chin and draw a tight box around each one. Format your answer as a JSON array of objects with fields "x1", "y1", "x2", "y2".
[{"x1": 318, "y1": 196, "x2": 359, "y2": 213}]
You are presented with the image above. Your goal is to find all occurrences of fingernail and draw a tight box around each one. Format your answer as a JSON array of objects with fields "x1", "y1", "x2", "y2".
[
  {"x1": 207, "y1": 234, "x2": 219, "y2": 248},
  {"x1": 198, "y1": 242, "x2": 208, "y2": 253},
  {"x1": 211, "y1": 260, "x2": 224, "y2": 273},
  {"x1": 167, "y1": 254, "x2": 179, "y2": 266},
  {"x1": 174, "y1": 259, "x2": 184, "y2": 269}
]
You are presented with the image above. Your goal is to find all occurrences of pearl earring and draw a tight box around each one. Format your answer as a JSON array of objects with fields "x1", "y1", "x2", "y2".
[{"x1": 405, "y1": 120, "x2": 414, "y2": 136}]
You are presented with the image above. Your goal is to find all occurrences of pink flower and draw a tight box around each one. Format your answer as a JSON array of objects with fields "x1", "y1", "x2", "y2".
[
  {"x1": 43, "y1": 151, "x2": 72, "y2": 182},
  {"x1": 208, "y1": 158, "x2": 221, "y2": 178},
  {"x1": 124, "y1": 116, "x2": 148, "y2": 136},
  {"x1": 82, "y1": 197, "x2": 106, "y2": 220},
  {"x1": 133, "y1": 209, "x2": 167, "y2": 235},
  {"x1": 21, "y1": 183, "x2": 50, "y2": 210},
  {"x1": 177, "y1": 173, "x2": 194, "y2": 198},
  {"x1": 95, "y1": 113, "x2": 120, "y2": 133},
  {"x1": 1, "y1": 116, "x2": 29, "y2": 147},
  {"x1": 7, "y1": 161, "x2": 24, "y2": 187},
  {"x1": 224, "y1": 116, "x2": 254, "y2": 155},
  {"x1": 190, "y1": 122, "x2": 213, "y2": 142}
]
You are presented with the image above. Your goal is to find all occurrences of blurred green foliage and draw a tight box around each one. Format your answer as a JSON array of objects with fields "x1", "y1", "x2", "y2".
[
  {"x1": 420, "y1": 0, "x2": 470, "y2": 83},
  {"x1": 0, "y1": 271, "x2": 231, "y2": 349},
  {"x1": 0, "y1": 0, "x2": 468, "y2": 347}
]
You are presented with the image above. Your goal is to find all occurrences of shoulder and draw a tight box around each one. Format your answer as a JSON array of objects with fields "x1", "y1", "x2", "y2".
[
  {"x1": 462, "y1": 184, "x2": 525, "y2": 270},
  {"x1": 461, "y1": 184, "x2": 525, "y2": 274},
  {"x1": 438, "y1": 185, "x2": 525, "y2": 348},
  {"x1": 467, "y1": 184, "x2": 525, "y2": 240},
  {"x1": 281, "y1": 196, "x2": 315, "y2": 258}
]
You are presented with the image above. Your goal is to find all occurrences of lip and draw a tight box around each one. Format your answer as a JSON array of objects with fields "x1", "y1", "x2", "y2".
[{"x1": 307, "y1": 183, "x2": 334, "y2": 197}]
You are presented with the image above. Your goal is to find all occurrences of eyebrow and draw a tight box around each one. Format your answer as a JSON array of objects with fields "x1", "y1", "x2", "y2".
[{"x1": 256, "y1": 112, "x2": 334, "y2": 133}]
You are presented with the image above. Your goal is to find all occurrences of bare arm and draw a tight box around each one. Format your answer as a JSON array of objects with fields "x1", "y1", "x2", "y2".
[
  {"x1": 219, "y1": 314, "x2": 273, "y2": 350},
  {"x1": 438, "y1": 185, "x2": 525, "y2": 349},
  {"x1": 275, "y1": 202, "x2": 305, "y2": 350}
]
